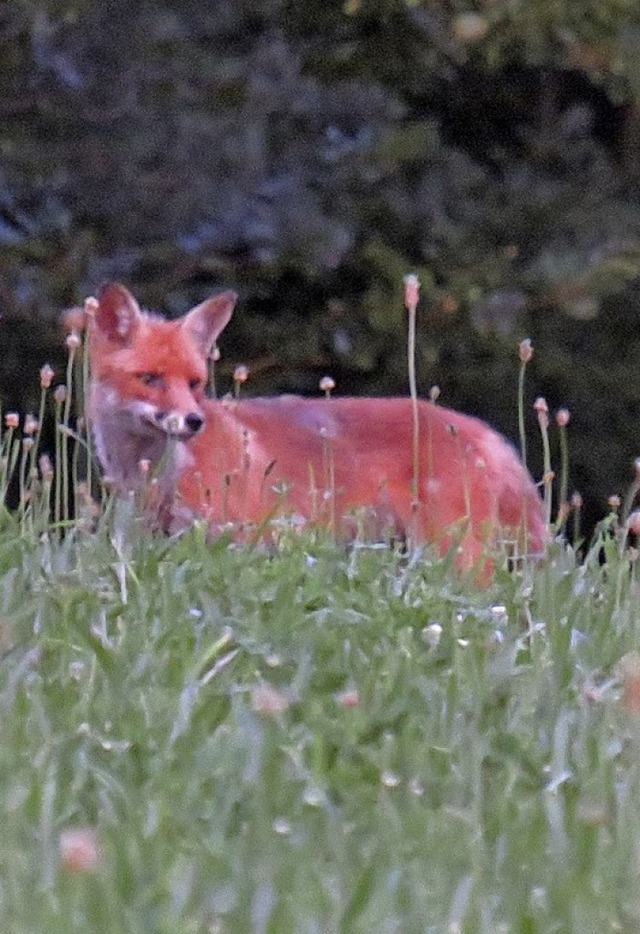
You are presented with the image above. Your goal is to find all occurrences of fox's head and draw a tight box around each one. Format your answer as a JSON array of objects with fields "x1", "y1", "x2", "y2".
[
  {"x1": 87, "y1": 283, "x2": 238, "y2": 487},
  {"x1": 89, "y1": 282, "x2": 237, "y2": 443}
]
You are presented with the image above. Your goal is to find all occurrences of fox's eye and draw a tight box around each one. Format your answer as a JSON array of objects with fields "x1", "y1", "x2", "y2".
[
  {"x1": 139, "y1": 372, "x2": 163, "y2": 387},
  {"x1": 189, "y1": 378, "x2": 204, "y2": 391}
]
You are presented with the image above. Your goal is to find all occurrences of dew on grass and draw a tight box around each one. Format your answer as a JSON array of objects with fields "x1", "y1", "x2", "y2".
[
  {"x1": 273, "y1": 816, "x2": 291, "y2": 835},
  {"x1": 68, "y1": 660, "x2": 85, "y2": 681},
  {"x1": 100, "y1": 738, "x2": 131, "y2": 752},
  {"x1": 381, "y1": 770, "x2": 401, "y2": 788},
  {"x1": 421, "y1": 623, "x2": 442, "y2": 647},
  {"x1": 303, "y1": 785, "x2": 325, "y2": 807}
]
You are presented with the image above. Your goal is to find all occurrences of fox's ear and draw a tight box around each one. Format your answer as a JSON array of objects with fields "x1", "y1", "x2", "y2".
[
  {"x1": 94, "y1": 283, "x2": 143, "y2": 345},
  {"x1": 182, "y1": 290, "x2": 238, "y2": 357}
]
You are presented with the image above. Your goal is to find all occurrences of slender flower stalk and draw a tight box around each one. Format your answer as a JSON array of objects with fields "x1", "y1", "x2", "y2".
[
  {"x1": 534, "y1": 396, "x2": 553, "y2": 529},
  {"x1": 19, "y1": 438, "x2": 34, "y2": 532},
  {"x1": 0, "y1": 415, "x2": 20, "y2": 510},
  {"x1": 233, "y1": 364, "x2": 249, "y2": 399},
  {"x1": 83, "y1": 296, "x2": 98, "y2": 495},
  {"x1": 571, "y1": 491, "x2": 582, "y2": 547},
  {"x1": 53, "y1": 386, "x2": 66, "y2": 529},
  {"x1": 555, "y1": 408, "x2": 570, "y2": 529},
  {"x1": 518, "y1": 339, "x2": 533, "y2": 471},
  {"x1": 404, "y1": 273, "x2": 421, "y2": 540},
  {"x1": 209, "y1": 345, "x2": 221, "y2": 399}
]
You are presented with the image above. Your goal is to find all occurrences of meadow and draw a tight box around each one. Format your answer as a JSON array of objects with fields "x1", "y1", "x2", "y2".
[{"x1": 2, "y1": 337, "x2": 640, "y2": 933}]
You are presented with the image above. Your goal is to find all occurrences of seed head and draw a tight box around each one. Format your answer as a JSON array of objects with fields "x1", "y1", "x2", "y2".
[
  {"x1": 403, "y1": 273, "x2": 420, "y2": 313},
  {"x1": 518, "y1": 338, "x2": 533, "y2": 364},
  {"x1": 627, "y1": 511, "x2": 640, "y2": 536},
  {"x1": 40, "y1": 364, "x2": 54, "y2": 389},
  {"x1": 233, "y1": 364, "x2": 249, "y2": 384},
  {"x1": 534, "y1": 396, "x2": 549, "y2": 429},
  {"x1": 319, "y1": 375, "x2": 335, "y2": 395},
  {"x1": 23, "y1": 414, "x2": 39, "y2": 436},
  {"x1": 53, "y1": 385, "x2": 67, "y2": 405},
  {"x1": 4, "y1": 413, "x2": 19, "y2": 429},
  {"x1": 39, "y1": 454, "x2": 54, "y2": 481},
  {"x1": 555, "y1": 408, "x2": 570, "y2": 427}
]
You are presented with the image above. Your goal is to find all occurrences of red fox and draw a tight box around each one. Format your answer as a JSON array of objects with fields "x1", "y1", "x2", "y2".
[{"x1": 86, "y1": 282, "x2": 546, "y2": 571}]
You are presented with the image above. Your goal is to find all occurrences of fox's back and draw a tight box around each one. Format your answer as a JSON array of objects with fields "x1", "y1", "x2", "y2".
[{"x1": 186, "y1": 394, "x2": 545, "y2": 553}]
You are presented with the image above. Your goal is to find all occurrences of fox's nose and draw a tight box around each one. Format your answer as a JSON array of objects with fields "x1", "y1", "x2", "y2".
[{"x1": 185, "y1": 412, "x2": 204, "y2": 434}]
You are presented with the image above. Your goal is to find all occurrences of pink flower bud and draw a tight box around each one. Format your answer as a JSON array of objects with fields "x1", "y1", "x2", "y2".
[
  {"x1": 534, "y1": 396, "x2": 549, "y2": 429},
  {"x1": 40, "y1": 364, "x2": 54, "y2": 389},
  {"x1": 23, "y1": 414, "x2": 39, "y2": 436},
  {"x1": 403, "y1": 273, "x2": 420, "y2": 313},
  {"x1": 519, "y1": 338, "x2": 533, "y2": 363},
  {"x1": 319, "y1": 375, "x2": 335, "y2": 395}
]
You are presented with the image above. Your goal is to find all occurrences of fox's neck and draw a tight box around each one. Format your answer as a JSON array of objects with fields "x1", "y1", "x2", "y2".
[{"x1": 91, "y1": 408, "x2": 184, "y2": 493}]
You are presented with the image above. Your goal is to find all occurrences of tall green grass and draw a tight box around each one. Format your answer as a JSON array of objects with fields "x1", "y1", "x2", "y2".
[{"x1": 2, "y1": 307, "x2": 640, "y2": 932}]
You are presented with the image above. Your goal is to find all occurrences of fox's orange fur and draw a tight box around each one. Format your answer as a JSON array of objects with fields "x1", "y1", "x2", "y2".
[{"x1": 86, "y1": 283, "x2": 546, "y2": 571}]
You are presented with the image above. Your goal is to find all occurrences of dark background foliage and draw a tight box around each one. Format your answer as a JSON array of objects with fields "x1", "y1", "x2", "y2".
[{"x1": 2, "y1": 0, "x2": 640, "y2": 534}]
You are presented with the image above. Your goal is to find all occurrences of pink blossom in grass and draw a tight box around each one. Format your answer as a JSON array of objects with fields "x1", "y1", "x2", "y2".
[
  {"x1": 251, "y1": 683, "x2": 289, "y2": 716},
  {"x1": 336, "y1": 688, "x2": 360, "y2": 708},
  {"x1": 59, "y1": 827, "x2": 102, "y2": 874}
]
